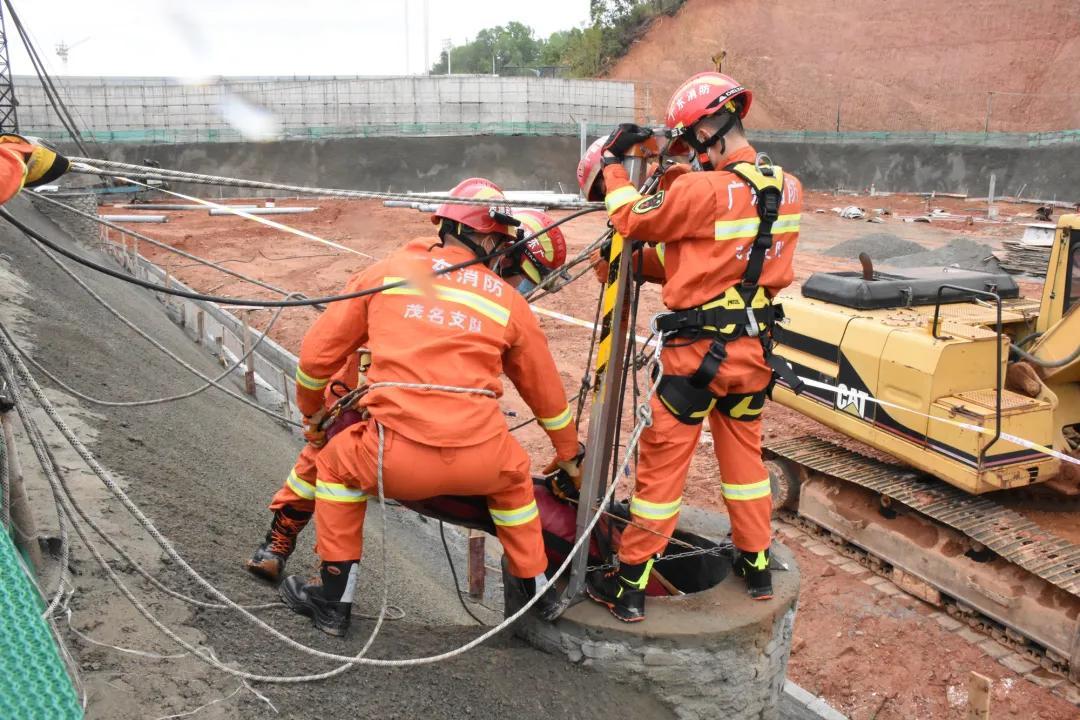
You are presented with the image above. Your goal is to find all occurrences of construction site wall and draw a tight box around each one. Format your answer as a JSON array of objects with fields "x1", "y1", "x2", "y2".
[
  {"x1": 753, "y1": 137, "x2": 1080, "y2": 201},
  {"x1": 14, "y1": 75, "x2": 636, "y2": 143},
  {"x1": 91, "y1": 135, "x2": 1080, "y2": 200},
  {"x1": 97, "y1": 136, "x2": 586, "y2": 194}
]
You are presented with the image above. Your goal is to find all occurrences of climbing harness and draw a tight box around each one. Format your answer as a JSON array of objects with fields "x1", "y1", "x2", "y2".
[{"x1": 652, "y1": 155, "x2": 803, "y2": 425}]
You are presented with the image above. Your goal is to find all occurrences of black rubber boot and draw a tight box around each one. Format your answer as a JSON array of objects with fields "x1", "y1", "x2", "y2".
[
  {"x1": 734, "y1": 548, "x2": 773, "y2": 600},
  {"x1": 245, "y1": 506, "x2": 312, "y2": 584},
  {"x1": 515, "y1": 574, "x2": 560, "y2": 622},
  {"x1": 585, "y1": 559, "x2": 652, "y2": 623},
  {"x1": 280, "y1": 560, "x2": 357, "y2": 637}
]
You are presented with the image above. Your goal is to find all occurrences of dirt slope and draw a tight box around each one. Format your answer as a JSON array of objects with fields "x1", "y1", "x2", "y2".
[{"x1": 609, "y1": 0, "x2": 1080, "y2": 132}]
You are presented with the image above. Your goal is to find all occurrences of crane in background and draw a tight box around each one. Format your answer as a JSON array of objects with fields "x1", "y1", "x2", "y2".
[{"x1": 54, "y1": 35, "x2": 90, "y2": 66}]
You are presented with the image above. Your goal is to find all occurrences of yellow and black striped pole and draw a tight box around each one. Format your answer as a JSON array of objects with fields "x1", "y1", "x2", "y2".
[
  {"x1": 593, "y1": 229, "x2": 626, "y2": 383},
  {"x1": 564, "y1": 147, "x2": 649, "y2": 603}
]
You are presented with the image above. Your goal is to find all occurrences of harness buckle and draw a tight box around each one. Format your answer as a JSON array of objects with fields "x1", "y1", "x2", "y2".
[
  {"x1": 705, "y1": 341, "x2": 727, "y2": 364},
  {"x1": 745, "y1": 308, "x2": 760, "y2": 338}
]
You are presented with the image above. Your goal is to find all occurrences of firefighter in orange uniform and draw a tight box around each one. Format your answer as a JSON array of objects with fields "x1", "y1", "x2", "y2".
[
  {"x1": 279, "y1": 178, "x2": 581, "y2": 636},
  {"x1": 585, "y1": 72, "x2": 803, "y2": 622},
  {"x1": 245, "y1": 207, "x2": 570, "y2": 584},
  {"x1": 0, "y1": 134, "x2": 69, "y2": 204}
]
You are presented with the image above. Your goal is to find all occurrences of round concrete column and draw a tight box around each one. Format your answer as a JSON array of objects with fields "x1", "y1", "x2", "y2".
[{"x1": 506, "y1": 512, "x2": 799, "y2": 720}]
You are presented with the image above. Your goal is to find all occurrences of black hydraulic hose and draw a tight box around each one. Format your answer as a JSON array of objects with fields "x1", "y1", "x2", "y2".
[
  {"x1": 1010, "y1": 342, "x2": 1080, "y2": 369},
  {"x1": 1013, "y1": 331, "x2": 1043, "y2": 349},
  {"x1": 438, "y1": 521, "x2": 489, "y2": 627},
  {"x1": 0, "y1": 206, "x2": 601, "y2": 308}
]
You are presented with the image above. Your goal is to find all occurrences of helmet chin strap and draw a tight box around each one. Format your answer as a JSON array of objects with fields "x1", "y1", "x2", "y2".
[
  {"x1": 440, "y1": 219, "x2": 502, "y2": 269},
  {"x1": 684, "y1": 111, "x2": 736, "y2": 171}
]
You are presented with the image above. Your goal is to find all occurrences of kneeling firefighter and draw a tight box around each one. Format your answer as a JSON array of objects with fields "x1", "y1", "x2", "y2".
[
  {"x1": 278, "y1": 178, "x2": 582, "y2": 636},
  {"x1": 586, "y1": 72, "x2": 803, "y2": 622},
  {"x1": 245, "y1": 206, "x2": 569, "y2": 584}
]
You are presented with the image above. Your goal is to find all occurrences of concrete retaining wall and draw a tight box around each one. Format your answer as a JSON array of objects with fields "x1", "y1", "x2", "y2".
[
  {"x1": 92, "y1": 135, "x2": 587, "y2": 194},
  {"x1": 77, "y1": 134, "x2": 1080, "y2": 199},
  {"x1": 754, "y1": 139, "x2": 1080, "y2": 201}
]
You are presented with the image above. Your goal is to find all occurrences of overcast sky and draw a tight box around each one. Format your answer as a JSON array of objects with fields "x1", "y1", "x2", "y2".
[{"x1": 6, "y1": 0, "x2": 592, "y2": 77}]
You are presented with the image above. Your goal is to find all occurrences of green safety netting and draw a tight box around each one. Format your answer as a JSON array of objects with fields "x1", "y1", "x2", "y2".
[{"x1": 0, "y1": 530, "x2": 82, "y2": 719}]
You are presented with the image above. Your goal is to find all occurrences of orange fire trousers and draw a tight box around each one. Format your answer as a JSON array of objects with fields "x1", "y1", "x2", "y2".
[
  {"x1": 311, "y1": 418, "x2": 547, "y2": 578},
  {"x1": 269, "y1": 442, "x2": 319, "y2": 514},
  {"x1": 619, "y1": 337, "x2": 773, "y2": 564}
]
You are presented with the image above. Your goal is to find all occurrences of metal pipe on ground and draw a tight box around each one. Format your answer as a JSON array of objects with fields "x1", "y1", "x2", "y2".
[
  {"x1": 112, "y1": 204, "x2": 258, "y2": 211},
  {"x1": 99, "y1": 215, "x2": 168, "y2": 223},
  {"x1": 208, "y1": 207, "x2": 316, "y2": 216}
]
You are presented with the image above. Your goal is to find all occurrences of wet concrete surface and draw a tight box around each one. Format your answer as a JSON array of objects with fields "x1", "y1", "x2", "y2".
[{"x1": 0, "y1": 196, "x2": 674, "y2": 719}]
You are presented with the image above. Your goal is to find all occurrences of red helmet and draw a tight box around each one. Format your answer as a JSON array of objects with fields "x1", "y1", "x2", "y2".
[
  {"x1": 431, "y1": 177, "x2": 517, "y2": 238},
  {"x1": 576, "y1": 136, "x2": 609, "y2": 202},
  {"x1": 512, "y1": 209, "x2": 567, "y2": 284},
  {"x1": 665, "y1": 72, "x2": 752, "y2": 155}
]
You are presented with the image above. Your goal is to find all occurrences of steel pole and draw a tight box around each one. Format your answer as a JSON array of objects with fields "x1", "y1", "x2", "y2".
[{"x1": 563, "y1": 151, "x2": 647, "y2": 603}]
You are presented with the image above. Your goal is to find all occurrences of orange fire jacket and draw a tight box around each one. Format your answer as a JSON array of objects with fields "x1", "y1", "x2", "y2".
[
  {"x1": 0, "y1": 142, "x2": 31, "y2": 206},
  {"x1": 602, "y1": 145, "x2": 802, "y2": 309},
  {"x1": 295, "y1": 238, "x2": 579, "y2": 460}
]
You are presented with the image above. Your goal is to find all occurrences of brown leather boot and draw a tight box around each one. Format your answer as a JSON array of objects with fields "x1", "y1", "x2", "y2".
[{"x1": 244, "y1": 506, "x2": 312, "y2": 583}]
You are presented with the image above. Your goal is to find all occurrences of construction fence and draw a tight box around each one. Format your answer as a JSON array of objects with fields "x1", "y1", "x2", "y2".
[{"x1": 13, "y1": 75, "x2": 640, "y2": 144}]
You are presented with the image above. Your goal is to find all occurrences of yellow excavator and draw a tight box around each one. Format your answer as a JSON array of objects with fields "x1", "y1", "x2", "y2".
[{"x1": 765, "y1": 214, "x2": 1080, "y2": 683}]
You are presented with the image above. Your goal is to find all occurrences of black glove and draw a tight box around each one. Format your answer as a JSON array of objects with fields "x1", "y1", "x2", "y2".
[
  {"x1": 602, "y1": 123, "x2": 653, "y2": 159},
  {"x1": 544, "y1": 442, "x2": 586, "y2": 503}
]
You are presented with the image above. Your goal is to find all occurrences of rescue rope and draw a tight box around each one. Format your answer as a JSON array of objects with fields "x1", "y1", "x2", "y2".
[
  {"x1": 68, "y1": 158, "x2": 604, "y2": 211},
  {"x1": 15, "y1": 237, "x2": 300, "y2": 427},
  {"x1": 1, "y1": 206, "x2": 603, "y2": 308},
  {"x1": 13, "y1": 301, "x2": 288, "y2": 408},
  {"x1": 0, "y1": 316, "x2": 661, "y2": 675},
  {"x1": 33, "y1": 193, "x2": 318, "y2": 305},
  {"x1": 114, "y1": 175, "x2": 374, "y2": 260},
  {"x1": 0, "y1": 361, "x2": 73, "y2": 621}
]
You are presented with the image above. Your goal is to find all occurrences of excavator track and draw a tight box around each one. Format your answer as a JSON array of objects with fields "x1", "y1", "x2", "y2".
[{"x1": 765, "y1": 435, "x2": 1080, "y2": 684}]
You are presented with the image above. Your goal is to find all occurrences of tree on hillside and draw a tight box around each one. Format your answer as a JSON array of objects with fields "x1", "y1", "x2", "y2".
[
  {"x1": 430, "y1": 22, "x2": 543, "y2": 75},
  {"x1": 428, "y1": 2, "x2": 688, "y2": 77}
]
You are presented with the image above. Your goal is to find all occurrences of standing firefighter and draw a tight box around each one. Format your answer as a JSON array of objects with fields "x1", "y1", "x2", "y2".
[
  {"x1": 245, "y1": 205, "x2": 570, "y2": 583},
  {"x1": 279, "y1": 178, "x2": 582, "y2": 636},
  {"x1": 586, "y1": 72, "x2": 802, "y2": 622}
]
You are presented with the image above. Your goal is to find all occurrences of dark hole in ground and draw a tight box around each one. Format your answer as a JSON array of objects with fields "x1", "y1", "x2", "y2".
[{"x1": 653, "y1": 529, "x2": 730, "y2": 593}]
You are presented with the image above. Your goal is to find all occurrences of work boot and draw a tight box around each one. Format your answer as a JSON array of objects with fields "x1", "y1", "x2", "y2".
[
  {"x1": 585, "y1": 558, "x2": 653, "y2": 623},
  {"x1": 245, "y1": 506, "x2": 312, "y2": 584},
  {"x1": 514, "y1": 573, "x2": 560, "y2": 622},
  {"x1": 280, "y1": 560, "x2": 357, "y2": 637},
  {"x1": 734, "y1": 548, "x2": 773, "y2": 600}
]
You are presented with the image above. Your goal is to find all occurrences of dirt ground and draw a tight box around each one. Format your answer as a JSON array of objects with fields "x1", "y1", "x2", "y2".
[
  {"x1": 607, "y1": 0, "x2": 1080, "y2": 133},
  {"x1": 98, "y1": 190, "x2": 1080, "y2": 718}
]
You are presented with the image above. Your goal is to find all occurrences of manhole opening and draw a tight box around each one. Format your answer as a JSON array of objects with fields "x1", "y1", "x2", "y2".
[{"x1": 652, "y1": 529, "x2": 731, "y2": 594}]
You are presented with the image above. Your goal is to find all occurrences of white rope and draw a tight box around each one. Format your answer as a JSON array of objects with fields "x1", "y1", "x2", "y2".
[
  {"x1": 21, "y1": 238, "x2": 300, "y2": 427},
  {"x1": 33, "y1": 193, "x2": 311, "y2": 302},
  {"x1": 112, "y1": 174, "x2": 374, "y2": 260},
  {"x1": 14, "y1": 302, "x2": 287, "y2": 408},
  {"x1": 797, "y1": 376, "x2": 1080, "y2": 467},
  {"x1": 0, "y1": 319, "x2": 658, "y2": 675},
  {"x1": 69, "y1": 157, "x2": 603, "y2": 211}
]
